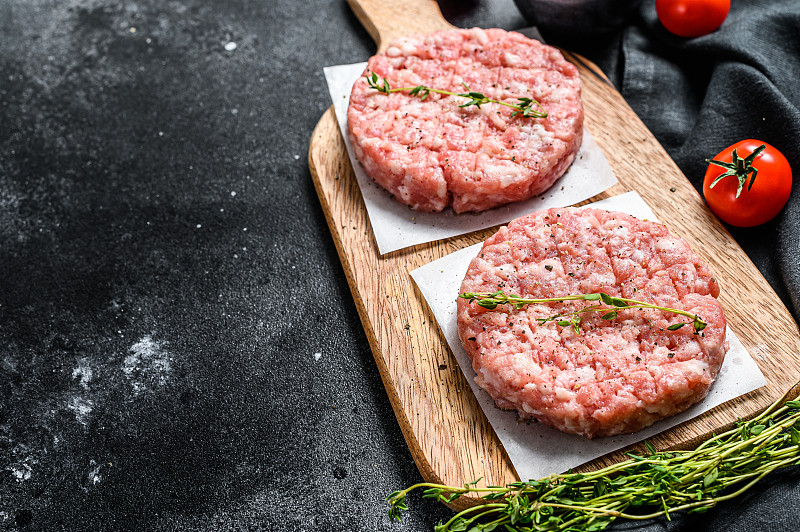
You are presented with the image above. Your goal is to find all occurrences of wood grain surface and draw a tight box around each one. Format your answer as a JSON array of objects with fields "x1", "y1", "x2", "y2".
[{"x1": 308, "y1": 0, "x2": 800, "y2": 509}]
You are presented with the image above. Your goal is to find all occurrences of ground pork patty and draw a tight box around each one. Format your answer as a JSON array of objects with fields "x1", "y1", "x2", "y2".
[
  {"x1": 347, "y1": 28, "x2": 583, "y2": 213},
  {"x1": 456, "y1": 207, "x2": 728, "y2": 438}
]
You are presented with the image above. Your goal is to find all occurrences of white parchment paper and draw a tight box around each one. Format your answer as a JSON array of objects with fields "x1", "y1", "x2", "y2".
[
  {"x1": 324, "y1": 62, "x2": 618, "y2": 255},
  {"x1": 410, "y1": 191, "x2": 767, "y2": 481}
]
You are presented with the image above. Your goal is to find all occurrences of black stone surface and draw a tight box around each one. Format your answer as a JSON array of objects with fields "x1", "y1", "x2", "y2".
[
  {"x1": 0, "y1": 1, "x2": 519, "y2": 530},
  {"x1": 1, "y1": 1, "x2": 797, "y2": 531}
]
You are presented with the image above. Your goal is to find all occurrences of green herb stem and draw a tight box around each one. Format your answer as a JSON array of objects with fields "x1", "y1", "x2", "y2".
[
  {"x1": 459, "y1": 290, "x2": 707, "y2": 334},
  {"x1": 386, "y1": 383, "x2": 800, "y2": 531},
  {"x1": 366, "y1": 72, "x2": 548, "y2": 119}
]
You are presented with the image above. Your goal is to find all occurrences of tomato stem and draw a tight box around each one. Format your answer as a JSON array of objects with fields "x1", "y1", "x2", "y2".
[{"x1": 706, "y1": 144, "x2": 765, "y2": 198}]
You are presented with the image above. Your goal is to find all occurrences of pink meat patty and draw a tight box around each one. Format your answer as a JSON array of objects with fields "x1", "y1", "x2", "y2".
[
  {"x1": 457, "y1": 208, "x2": 728, "y2": 438},
  {"x1": 347, "y1": 28, "x2": 583, "y2": 213}
]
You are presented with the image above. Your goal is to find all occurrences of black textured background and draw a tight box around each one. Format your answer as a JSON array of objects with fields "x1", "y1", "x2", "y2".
[{"x1": 0, "y1": 1, "x2": 797, "y2": 531}]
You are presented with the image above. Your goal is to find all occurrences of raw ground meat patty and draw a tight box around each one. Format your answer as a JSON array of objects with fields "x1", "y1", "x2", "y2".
[
  {"x1": 347, "y1": 28, "x2": 583, "y2": 213},
  {"x1": 456, "y1": 207, "x2": 729, "y2": 438}
]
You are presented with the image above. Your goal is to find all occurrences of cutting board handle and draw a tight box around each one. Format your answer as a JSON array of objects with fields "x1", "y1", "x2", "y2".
[{"x1": 347, "y1": 0, "x2": 455, "y2": 52}]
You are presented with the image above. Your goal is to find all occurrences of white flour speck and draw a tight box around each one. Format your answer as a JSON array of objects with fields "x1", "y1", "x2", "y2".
[
  {"x1": 88, "y1": 461, "x2": 102, "y2": 485},
  {"x1": 68, "y1": 396, "x2": 94, "y2": 426},
  {"x1": 196, "y1": 224, "x2": 202, "y2": 229},
  {"x1": 293, "y1": 154, "x2": 300, "y2": 160},
  {"x1": 230, "y1": 191, "x2": 237, "y2": 197},
  {"x1": 224, "y1": 41, "x2": 237, "y2": 51},
  {"x1": 314, "y1": 352, "x2": 322, "y2": 361},
  {"x1": 7, "y1": 463, "x2": 31, "y2": 482},
  {"x1": 123, "y1": 335, "x2": 172, "y2": 394},
  {"x1": 2, "y1": 355, "x2": 17, "y2": 373},
  {"x1": 72, "y1": 358, "x2": 93, "y2": 389}
]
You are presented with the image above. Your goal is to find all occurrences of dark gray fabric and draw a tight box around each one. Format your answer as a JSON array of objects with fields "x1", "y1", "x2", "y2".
[
  {"x1": 621, "y1": 1, "x2": 800, "y2": 319},
  {"x1": 547, "y1": 2, "x2": 800, "y2": 530}
]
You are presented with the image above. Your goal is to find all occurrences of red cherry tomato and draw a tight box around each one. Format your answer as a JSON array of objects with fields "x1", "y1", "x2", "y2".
[
  {"x1": 702, "y1": 140, "x2": 792, "y2": 227},
  {"x1": 656, "y1": 0, "x2": 731, "y2": 37}
]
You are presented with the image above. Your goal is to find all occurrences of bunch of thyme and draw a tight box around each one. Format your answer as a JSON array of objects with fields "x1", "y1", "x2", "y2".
[
  {"x1": 459, "y1": 290, "x2": 707, "y2": 334},
  {"x1": 366, "y1": 72, "x2": 547, "y2": 118},
  {"x1": 387, "y1": 384, "x2": 800, "y2": 531}
]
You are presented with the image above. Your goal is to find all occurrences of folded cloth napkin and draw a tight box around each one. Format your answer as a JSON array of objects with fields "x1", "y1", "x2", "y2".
[{"x1": 551, "y1": 1, "x2": 800, "y2": 530}]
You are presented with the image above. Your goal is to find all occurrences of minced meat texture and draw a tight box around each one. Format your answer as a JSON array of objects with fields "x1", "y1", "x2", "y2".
[
  {"x1": 457, "y1": 207, "x2": 728, "y2": 438},
  {"x1": 347, "y1": 28, "x2": 583, "y2": 213}
]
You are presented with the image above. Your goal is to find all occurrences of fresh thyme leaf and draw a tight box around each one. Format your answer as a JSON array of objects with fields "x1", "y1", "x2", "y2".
[
  {"x1": 703, "y1": 468, "x2": 719, "y2": 488},
  {"x1": 446, "y1": 493, "x2": 462, "y2": 503},
  {"x1": 366, "y1": 73, "x2": 548, "y2": 119},
  {"x1": 460, "y1": 290, "x2": 708, "y2": 333},
  {"x1": 509, "y1": 497, "x2": 522, "y2": 524},
  {"x1": 593, "y1": 479, "x2": 608, "y2": 498},
  {"x1": 409, "y1": 85, "x2": 430, "y2": 99},
  {"x1": 386, "y1": 384, "x2": 800, "y2": 530},
  {"x1": 694, "y1": 316, "x2": 707, "y2": 331},
  {"x1": 449, "y1": 518, "x2": 469, "y2": 532}
]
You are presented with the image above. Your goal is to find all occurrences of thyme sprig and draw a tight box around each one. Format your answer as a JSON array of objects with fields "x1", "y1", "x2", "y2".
[
  {"x1": 387, "y1": 383, "x2": 800, "y2": 531},
  {"x1": 366, "y1": 72, "x2": 547, "y2": 118},
  {"x1": 459, "y1": 290, "x2": 707, "y2": 334}
]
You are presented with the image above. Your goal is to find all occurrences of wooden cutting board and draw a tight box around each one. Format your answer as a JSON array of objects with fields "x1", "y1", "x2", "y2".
[{"x1": 308, "y1": 0, "x2": 800, "y2": 509}]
